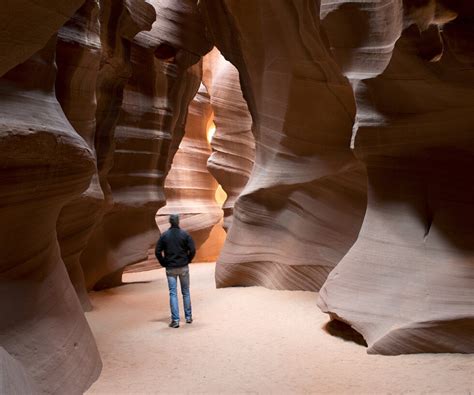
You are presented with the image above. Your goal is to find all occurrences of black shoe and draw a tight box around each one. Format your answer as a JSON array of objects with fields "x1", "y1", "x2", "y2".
[
  {"x1": 169, "y1": 321, "x2": 179, "y2": 328},
  {"x1": 186, "y1": 318, "x2": 193, "y2": 324}
]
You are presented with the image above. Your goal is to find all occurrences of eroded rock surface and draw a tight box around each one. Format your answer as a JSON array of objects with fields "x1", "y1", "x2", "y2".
[
  {"x1": 200, "y1": 0, "x2": 367, "y2": 291},
  {"x1": 56, "y1": 0, "x2": 103, "y2": 311},
  {"x1": 204, "y1": 49, "x2": 255, "y2": 232},
  {"x1": 81, "y1": 0, "x2": 210, "y2": 288},
  {"x1": 157, "y1": 83, "x2": 225, "y2": 262},
  {"x1": 0, "y1": 38, "x2": 101, "y2": 394},
  {"x1": 318, "y1": 1, "x2": 474, "y2": 354},
  {"x1": 0, "y1": 1, "x2": 85, "y2": 76}
]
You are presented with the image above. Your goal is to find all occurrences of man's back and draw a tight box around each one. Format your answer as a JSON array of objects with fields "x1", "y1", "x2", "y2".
[{"x1": 155, "y1": 226, "x2": 196, "y2": 268}]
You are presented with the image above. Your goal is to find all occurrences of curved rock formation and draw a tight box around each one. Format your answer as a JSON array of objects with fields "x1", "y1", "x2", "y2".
[
  {"x1": 56, "y1": 0, "x2": 103, "y2": 310},
  {"x1": 157, "y1": 83, "x2": 225, "y2": 262},
  {"x1": 318, "y1": 3, "x2": 474, "y2": 354},
  {"x1": 79, "y1": 0, "x2": 157, "y2": 289},
  {"x1": 199, "y1": 0, "x2": 367, "y2": 291},
  {"x1": 0, "y1": 0, "x2": 85, "y2": 76},
  {"x1": 81, "y1": 0, "x2": 210, "y2": 288},
  {"x1": 204, "y1": 50, "x2": 255, "y2": 231},
  {"x1": 0, "y1": 38, "x2": 101, "y2": 393}
]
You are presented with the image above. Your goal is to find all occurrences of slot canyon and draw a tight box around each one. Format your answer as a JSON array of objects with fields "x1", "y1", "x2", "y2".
[{"x1": 0, "y1": 0, "x2": 473, "y2": 394}]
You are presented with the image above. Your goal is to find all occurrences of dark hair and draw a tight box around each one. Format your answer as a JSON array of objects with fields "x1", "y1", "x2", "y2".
[{"x1": 169, "y1": 214, "x2": 180, "y2": 227}]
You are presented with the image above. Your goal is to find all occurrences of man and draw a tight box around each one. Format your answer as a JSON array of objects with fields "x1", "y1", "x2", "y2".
[{"x1": 155, "y1": 214, "x2": 196, "y2": 328}]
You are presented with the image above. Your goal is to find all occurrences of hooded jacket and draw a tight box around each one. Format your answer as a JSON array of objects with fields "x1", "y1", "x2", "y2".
[{"x1": 155, "y1": 225, "x2": 196, "y2": 268}]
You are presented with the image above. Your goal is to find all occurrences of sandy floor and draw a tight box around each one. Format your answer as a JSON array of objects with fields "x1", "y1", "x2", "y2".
[{"x1": 86, "y1": 263, "x2": 474, "y2": 394}]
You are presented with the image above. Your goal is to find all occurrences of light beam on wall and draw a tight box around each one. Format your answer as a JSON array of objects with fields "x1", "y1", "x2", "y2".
[
  {"x1": 215, "y1": 184, "x2": 227, "y2": 207},
  {"x1": 207, "y1": 121, "x2": 216, "y2": 144}
]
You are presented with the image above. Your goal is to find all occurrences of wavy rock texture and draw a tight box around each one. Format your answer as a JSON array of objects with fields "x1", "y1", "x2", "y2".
[
  {"x1": 0, "y1": 0, "x2": 85, "y2": 76},
  {"x1": 79, "y1": 0, "x2": 156, "y2": 290},
  {"x1": 204, "y1": 49, "x2": 255, "y2": 232},
  {"x1": 55, "y1": 0, "x2": 103, "y2": 311},
  {"x1": 157, "y1": 83, "x2": 225, "y2": 262},
  {"x1": 81, "y1": 0, "x2": 210, "y2": 288},
  {"x1": 318, "y1": 4, "x2": 474, "y2": 354},
  {"x1": 0, "y1": 38, "x2": 101, "y2": 393},
  {"x1": 200, "y1": 0, "x2": 367, "y2": 291}
]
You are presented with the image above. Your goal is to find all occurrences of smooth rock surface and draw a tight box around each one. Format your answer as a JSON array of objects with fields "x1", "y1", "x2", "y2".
[
  {"x1": 0, "y1": 347, "x2": 40, "y2": 395},
  {"x1": 0, "y1": 0, "x2": 85, "y2": 76}
]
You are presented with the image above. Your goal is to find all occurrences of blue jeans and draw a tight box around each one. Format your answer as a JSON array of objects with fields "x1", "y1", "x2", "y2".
[{"x1": 166, "y1": 266, "x2": 192, "y2": 322}]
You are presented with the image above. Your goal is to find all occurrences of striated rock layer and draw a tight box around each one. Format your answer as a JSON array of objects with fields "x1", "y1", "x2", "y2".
[
  {"x1": 81, "y1": 0, "x2": 210, "y2": 288},
  {"x1": 318, "y1": 2, "x2": 474, "y2": 354},
  {"x1": 0, "y1": 38, "x2": 101, "y2": 393},
  {"x1": 79, "y1": 0, "x2": 157, "y2": 289},
  {"x1": 80, "y1": 0, "x2": 160, "y2": 289},
  {"x1": 204, "y1": 49, "x2": 255, "y2": 232},
  {"x1": 200, "y1": 0, "x2": 367, "y2": 291},
  {"x1": 157, "y1": 83, "x2": 225, "y2": 262},
  {"x1": 56, "y1": 0, "x2": 104, "y2": 310}
]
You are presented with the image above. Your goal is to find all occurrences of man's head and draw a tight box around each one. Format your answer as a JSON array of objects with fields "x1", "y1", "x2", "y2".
[{"x1": 169, "y1": 214, "x2": 180, "y2": 227}]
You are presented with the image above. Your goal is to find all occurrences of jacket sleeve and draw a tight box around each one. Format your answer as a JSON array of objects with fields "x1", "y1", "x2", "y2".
[
  {"x1": 155, "y1": 236, "x2": 167, "y2": 267},
  {"x1": 186, "y1": 233, "x2": 196, "y2": 263}
]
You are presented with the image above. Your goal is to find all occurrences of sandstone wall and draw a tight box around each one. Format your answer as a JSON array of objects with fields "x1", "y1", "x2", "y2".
[
  {"x1": 0, "y1": 36, "x2": 101, "y2": 394},
  {"x1": 204, "y1": 49, "x2": 255, "y2": 232},
  {"x1": 0, "y1": 0, "x2": 211, "y2": 391},
  {"x1": 55, "y1": 0, "x2": 104, "y2": 311},
  {"x1": 0, "y1": 1, "x2": 85, "y2": 76},
  {"x1": 318, "y1": 1, "x2": 474, "y2": 354},
  {"x1": 81, "y1": 0, "x2": 210, "y2": 289},
  {"x1": 199, "y1": 0, "x2": 367, "y2": 291},
  {"x1": 156, "y1": 82, "x2": 225, "y2": 262}
]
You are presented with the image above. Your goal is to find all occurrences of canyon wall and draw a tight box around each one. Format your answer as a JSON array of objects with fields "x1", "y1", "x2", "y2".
[
  {"x1": 55, "y1": 0, "x2": 104, "y2": 310},
  {"x1": 204, "y1": 50, "x2": 255, "y2": 232},
  {"x1": 1, "y1": 8, "x2": 472, "y2": 394},
  {"x1": 318, "y1": 1, "x2": 474, "y2": 354},
  {"x1": 0, "y1": 1, "x2": 85, "y2": 76},
  {"x1": 0, "y1": 0, "x2": 211, "y2": 391},
  {"x1": 0, "y1": 35, "x2": 101, "y2": 394},
  {"x1": 156, "y1": 83, "x2": 225, "y2": 262},
  {"x1": 81, "y1": 0, "x2": 210, "y2": 289},
  {"x1": 199, "y1": 0, "x2": 367, "y2": 291}
]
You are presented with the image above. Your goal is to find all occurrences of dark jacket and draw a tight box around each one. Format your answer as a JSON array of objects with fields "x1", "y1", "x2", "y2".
[{"x1": 155, "y1": 225, "x2": 196, "y2": 268}]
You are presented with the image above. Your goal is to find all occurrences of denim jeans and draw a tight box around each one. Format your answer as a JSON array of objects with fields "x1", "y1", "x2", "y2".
[{"x1": 166, "y1": 266, "x2": 192, "y2": 322}]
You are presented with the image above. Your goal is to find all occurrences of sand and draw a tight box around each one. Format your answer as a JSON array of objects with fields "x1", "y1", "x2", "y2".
[{"x1": 85, "y1": 263, "x2": 474, "y2": 394}]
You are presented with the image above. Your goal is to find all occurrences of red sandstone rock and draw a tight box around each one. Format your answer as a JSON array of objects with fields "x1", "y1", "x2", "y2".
[
  {"x1": 157, "y1": 83, "x2": 225, "y2": 262},
  {"x1": 55, "y1": 0, "x2": 103, "y2": 311},
  {"x1": 204, "y1": 49, "x2": 255, "y2": 232},
  {"x1": 81, "y1": 0, "x2": 210, "y2": 288},
  {"x1": 79, "y1": 0, "x2": 157, "y2": 290},
  {"x1": 0, "y1": 38, "x2": 101, "y2": 393},
  {"x1": 199, "y1": 0, "x2": 367, "y2": 291},
  {"x1": 0, "y1": 0, "x2": 85, "y2": 76}
]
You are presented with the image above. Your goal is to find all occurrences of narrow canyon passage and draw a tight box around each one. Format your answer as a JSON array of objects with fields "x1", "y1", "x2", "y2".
[{"x1": 85, "y1": 263, "x2": 473, "y2": 394}]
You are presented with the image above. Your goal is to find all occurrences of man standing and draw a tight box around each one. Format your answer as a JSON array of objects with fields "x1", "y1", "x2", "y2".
[{"x1": 155, "y1": 214, "x2": 196, "y2": 328}]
